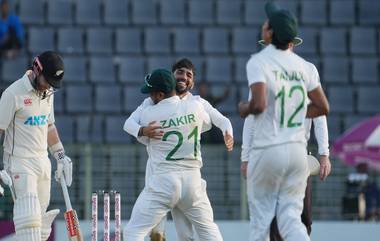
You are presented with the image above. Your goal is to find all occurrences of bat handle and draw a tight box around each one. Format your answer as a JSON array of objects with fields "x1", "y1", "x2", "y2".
[{"x1": 60, "y1": 177, "x2": 72, "y2": 211}]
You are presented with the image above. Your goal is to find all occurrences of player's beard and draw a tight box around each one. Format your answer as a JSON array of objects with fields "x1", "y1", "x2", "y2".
[{"x1": 176, "y1": 79, "x2": 192, "y2": 95}]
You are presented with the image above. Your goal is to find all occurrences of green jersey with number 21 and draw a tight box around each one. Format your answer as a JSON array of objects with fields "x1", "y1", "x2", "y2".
[
  {"x1": 139, "y1": 96, "x2": 211, "y2": 174},
  {"x1": 246, "y1": 45, "x2": 321, "y2": 148}
]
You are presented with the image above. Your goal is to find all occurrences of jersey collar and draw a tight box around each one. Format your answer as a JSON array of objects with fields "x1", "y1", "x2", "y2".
[
  {"x1": 180, "y1": 92, "x2": 193, "y2": 100},
  {"x1": 157, "y1": 95, "x2": 180, "y2": 105},
  {"x1": 266, "y1": 44, "x2": 291, "y2": 54},
  {"x1": 22, "y1": 71, "x2": 34, "y2": 92}
]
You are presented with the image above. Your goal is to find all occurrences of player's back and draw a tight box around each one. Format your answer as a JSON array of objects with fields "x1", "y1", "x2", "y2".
[
  {"x1": 247, "y1": 44, "x2": 320, "y2": 148},
  {"x1": 140, "y1": 96, "x2": 210, "y2": 174}
]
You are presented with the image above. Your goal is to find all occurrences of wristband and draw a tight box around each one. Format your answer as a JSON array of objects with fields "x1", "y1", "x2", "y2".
[{"x1": 49, "y1": 142, "x2": 64, "y2": 155}]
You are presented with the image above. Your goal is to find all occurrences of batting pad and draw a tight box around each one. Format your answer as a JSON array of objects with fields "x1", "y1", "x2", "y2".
[
  {"x1": 14, "y1": 192, "x2": 42, "y2": 230},
  {"x1": 14, "y1": 192, "x2": 42, "y2": 241},
  {"x1": 17, "y1": 227, "x2": 41, "y2": 241}
]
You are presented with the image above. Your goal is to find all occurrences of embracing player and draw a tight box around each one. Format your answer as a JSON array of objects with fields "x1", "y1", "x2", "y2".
[
  {"x1": 124, "y1": 58, "x2": 233, "y2": 241},
  {"x1": 0, "y1": 51, "x2": 73, "y2": 241},
  {"x1": 124, "y1": 69, "x2": 224, "y2": 241}
]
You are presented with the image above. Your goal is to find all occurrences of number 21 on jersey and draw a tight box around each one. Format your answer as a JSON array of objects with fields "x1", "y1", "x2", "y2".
[{"x1": 162, "y1": 126, "x2": 199, "y2": 161}]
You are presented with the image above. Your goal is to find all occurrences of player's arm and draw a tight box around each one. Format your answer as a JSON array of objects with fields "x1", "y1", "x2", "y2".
[
  {"x1": 0, "y1": 91, "x2": 17, "y2": 193},
  {"x1": 199, "y1": 97, "x2": 233, "y2": 151},
  {"x1": 239, "y1": 58, "x2": 267, "y2": 117},
  {"x1": 238, "y1": 83, "x2": 267, "y2": 117},
  {"x1": 47, "y1": 124, "x2": 73, "y2": 187},
  {"x1": 123, "y1": 98, "x2": 163, "y2": 140},
  {"x1": 198, "y1": 101, "x2": 235, "y2": 151},
  {"x1": 240, "y1": 116, "x2": 254, "y2": 178},
  {"x1": 306, "y1": 64, "x2": 329, "y2": 118},
  {"x1": 307, "y1": 86, "x2": 329, "y2": 118},
  {"x1": 0, "y1": 129, "x2": 11, "y2": 197},
  {"x1": 312, "y1": 116, "x2": 331, "y2": 181}
]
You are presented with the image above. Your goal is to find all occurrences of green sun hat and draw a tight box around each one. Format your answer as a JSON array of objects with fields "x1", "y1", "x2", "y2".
[
  {"x1": 141, "y1": 69, "x2": 176, "y2": 94},
  {"x1": 265, "y1": 1, "x2": 303, "y2": 45}
]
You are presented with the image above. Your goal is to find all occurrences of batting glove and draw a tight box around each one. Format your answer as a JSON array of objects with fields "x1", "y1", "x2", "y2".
[
  {"x1": 54, "y1": 150, "x2": 73, "y2": 187},
  {"x1": 0, "y1": 170, "x2": 12, "y2": 197},
  {"x1": 0, "y1": 170, "x2": 12, "y2": 186}
]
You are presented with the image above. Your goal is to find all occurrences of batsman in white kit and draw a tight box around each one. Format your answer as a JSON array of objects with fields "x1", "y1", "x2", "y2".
[
  {"x1": 0, "y1": 51, "x2": 73, "y2": 241},
  {"x1": 124, "y1": 69, "x2": 224, "y2": 241},
  {"x1": 124, "y1": 59, "x2": 233, "y2": 241}
]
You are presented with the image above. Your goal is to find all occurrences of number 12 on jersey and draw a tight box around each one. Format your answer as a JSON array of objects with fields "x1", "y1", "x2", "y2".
[
  {"x1": 275, "y1": 85, "x2": 305, "y2": 128},
  {"x1": 162, "y1": 126, "x2": 199, "y2": 161}
]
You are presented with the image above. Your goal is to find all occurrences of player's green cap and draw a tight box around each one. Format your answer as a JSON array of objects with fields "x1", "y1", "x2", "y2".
[
  {"x1": 265, "y1": 1, "x2": 302, "y2": 46},
  {"x1": 141, "y1": 69, "x2": 176, "y2": 94}
]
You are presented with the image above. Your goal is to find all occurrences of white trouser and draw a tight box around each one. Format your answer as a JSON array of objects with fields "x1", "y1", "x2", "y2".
[
  {"x1": 152, "y1": 192, "x2": 199, "y2": 241},
  {"x1": 124, "y1": 169, "x2": 223, "y2": 241},
  {"x1": 172, "y1": 206, "x2": 195, "y2": 241},
  {"x1": 247, "y1": 143, "x2": 310, "y2": 241},
  {"x1": 4, "y1": 153, "x2": 52, "y2": 240}
]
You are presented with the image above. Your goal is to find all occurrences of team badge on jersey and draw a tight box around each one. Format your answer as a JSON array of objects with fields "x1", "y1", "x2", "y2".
[{"x1": 24, "y1": 98, "x2": 32, "y2": 106}]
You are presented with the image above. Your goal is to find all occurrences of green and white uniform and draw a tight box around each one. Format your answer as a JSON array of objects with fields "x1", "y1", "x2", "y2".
[
  {"x1": 245, "y1": 44, "x2": 320, "y2": 241},
  {"x1": 124, "y1": 92, "x2": 232, "y2": 241},
  {"x1": 124, "y1": 96, "x2": 223, "y2": 241}
]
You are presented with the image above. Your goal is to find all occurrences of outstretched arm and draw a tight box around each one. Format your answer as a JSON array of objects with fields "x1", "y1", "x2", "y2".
[
  {"x1": 200, "y1": 98, "x2": 234, "y2": 151},
  {"x1": 200, "y1": 98, "x2": 233, "y2": 136}
]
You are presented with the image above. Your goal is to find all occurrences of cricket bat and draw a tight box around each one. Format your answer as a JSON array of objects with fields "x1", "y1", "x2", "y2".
[{"x1": 60, "y1": 177, "x2": 83, "y2": 241}]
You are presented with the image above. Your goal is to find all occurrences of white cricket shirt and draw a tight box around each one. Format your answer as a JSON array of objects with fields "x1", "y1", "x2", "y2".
[
  {"x1": 0, "y1": 71, "x2": 55, "y2": 158},
  {"x1": 140, "y1": 96, "x2": 211, "y2": 174},
  {"x1": 246, "y1": 44, "x2": 320, "y2": 148},
  {"x1": 124, "y1": 92, "x2": 232, "y2": 138}
]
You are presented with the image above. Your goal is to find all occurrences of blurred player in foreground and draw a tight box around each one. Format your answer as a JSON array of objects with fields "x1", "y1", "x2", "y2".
[
  {"x1": 124, "y1": 58, "x2": 233, "y2": 241},
  {"x1": 238, "y1": 2, "x2": 329, "y2": 241},
  {"x1": 241, "y1": 114, "x2": 331, "y2": 240},
  {"x1": 124, "y1": 69, "x2": 225, "y2": 241},
  {"x1": 241, "y1": 24, "x2": 332, "y2": 241},
  {"x1": 0, "y1": 51, "x2": 73, "y2": 241}
]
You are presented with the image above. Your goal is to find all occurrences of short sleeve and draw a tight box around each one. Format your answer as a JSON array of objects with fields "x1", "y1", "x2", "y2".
[
  {"x1": 246, "y1": 57, "x2": 266, "y2": 87},
  {"x1": 0, "y1": 90, "x2": 17, "y2": 130},
  {"x1": 306, "y1": 63, "x2": 321, "y2": 92}
]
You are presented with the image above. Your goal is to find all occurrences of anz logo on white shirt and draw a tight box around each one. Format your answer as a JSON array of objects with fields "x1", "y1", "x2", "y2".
[{"x1": 24, "y1": 115, "x2": 48, "y2": 126}]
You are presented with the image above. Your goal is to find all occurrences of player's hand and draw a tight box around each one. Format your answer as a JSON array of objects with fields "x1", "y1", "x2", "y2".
[
  {"x1": 319, "y1": 155, "x2": 331, "y2": 181},
  {"x1": 0, "y1": 184, "x2": 4, "y2": 196},
  {"x1": 0, "y1": 170, "x2": 12, "y2": 197},
  {"x1": 54, "y1": 151, "x2": 73, "y2": 187},
  {"x1": 241, "y1": 161, "x2": 248, "y2": 179},
  {"x1": 141, "y1": 121, "x2": 164, "y2": 140},
  {"x1": 0, "y1": 170, "x2": 12, "y2": 187},
  {"x1": 224, "y1": 131, "x2": 234, "y2": 151},
  {"x1": 238, "y1": 101, "x2": 249, "y2": 118}
]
